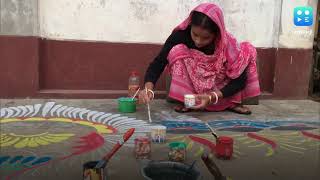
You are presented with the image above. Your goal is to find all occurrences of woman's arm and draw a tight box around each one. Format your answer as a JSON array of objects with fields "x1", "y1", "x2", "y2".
[
  {"x1": 220, "y1": 70, "x2": 247, "y2": 98},
  {"x1": 144, "y1": 53, "x2": 168, "y2": 87},
  {"x1": 192, "y1": 71, "x2": 247, "y2": 109},
  {"x1": 140, "y1": 31, "x2": 186, "y2": 103},
  {"x1": 144, "y1": 30, "x2": 187, "y2": 88}
]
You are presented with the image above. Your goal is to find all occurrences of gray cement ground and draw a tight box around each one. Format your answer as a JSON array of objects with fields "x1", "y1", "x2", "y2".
[{"x1": 0, "y1": 99, "x2": 319, "y2": 180}]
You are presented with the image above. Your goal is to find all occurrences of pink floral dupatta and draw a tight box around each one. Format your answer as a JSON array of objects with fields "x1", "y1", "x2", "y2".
[{"x1": 167, "y1": 3, "x2": 260, "y2": 111}]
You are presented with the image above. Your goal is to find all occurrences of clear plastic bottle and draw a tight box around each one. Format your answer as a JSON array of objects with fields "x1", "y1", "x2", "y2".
[{"x1": 128, "y1": 71, "x2": 140, "y2": 97}]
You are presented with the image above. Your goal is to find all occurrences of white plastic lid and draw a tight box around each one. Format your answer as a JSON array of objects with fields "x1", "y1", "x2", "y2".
[
  {"x1": 184, "y1": 94, "x2": 195, "y2": 98},
  {"x1": 150, "y1": 125, "x2": 167, "y2": 130}
]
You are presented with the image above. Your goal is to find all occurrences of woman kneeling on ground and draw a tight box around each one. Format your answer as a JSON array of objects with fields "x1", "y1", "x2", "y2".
[{"x1": 139, "y1": 3, "x2": 260, "y2": 115}]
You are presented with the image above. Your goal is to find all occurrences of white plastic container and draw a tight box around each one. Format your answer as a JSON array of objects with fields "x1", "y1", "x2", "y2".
[{"x1": 184, "y1": 94, "x2": 196, "y2": 108}]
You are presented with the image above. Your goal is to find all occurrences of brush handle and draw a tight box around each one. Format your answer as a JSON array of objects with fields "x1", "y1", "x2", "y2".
[
  {"x1": 131, "y1": 88, "x2": 140, "y2": 100},
  {"x1": 211, "y1": 133, "x2": 218, "y2": 139},
  {"x1": 145, "y1": 88, "x2": 152, "y2": 123},
  {"x1": 205, "y1": 123, "x2": 218, "y2": 139},
  {"x1": 104, "y1": 128, "x2": 135, "y2": 161},
  {"x1": 201, "y1": 153, "x2": 225, "y2": 180},
  {"x1": 147, "y1": 103, "x2": 152, "y2": 123}
]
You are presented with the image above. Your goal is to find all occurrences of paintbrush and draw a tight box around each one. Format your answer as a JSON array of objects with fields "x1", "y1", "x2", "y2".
[
  {"x1": 95, "y1": 128, "x2": 135, "y2": 169},
  {"x1": 131, "y1": 87, "x2": 140, "y2": 100},
  {"x1": 147, "y1": 104, "x2": 152, "y2": 123},
  {"x1": 201, "y1": 153, "x2": 225, "y2": 180},
  {"x1": 205, "y1": 122, "x2": 218, "y2": 140},
  {"x1": 146, "y1": 88, "x2": 152, "y2": 123}
]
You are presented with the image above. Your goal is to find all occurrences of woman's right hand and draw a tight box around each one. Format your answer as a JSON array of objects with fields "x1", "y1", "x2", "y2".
[
  {"x1": 138, "y1": 82, "x2": 155, "y2": 104},
  {"x1": 138, "y1": 88, "x2": 154, "y2": 104}
]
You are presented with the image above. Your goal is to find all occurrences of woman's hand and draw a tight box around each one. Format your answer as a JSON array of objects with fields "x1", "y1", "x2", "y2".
[
  {"x1": 191, "y1": 91, "x2": 222, "y2": 110},
  {"x1": 138, "y1": 82, "x2": 155, "y2": 104},
  {"x1": 191, "y1": 94, "x2": 212, "y2": 110}
]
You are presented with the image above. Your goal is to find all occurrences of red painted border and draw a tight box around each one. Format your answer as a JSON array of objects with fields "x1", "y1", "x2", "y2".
[
  {"x1": 0, "y1": 36, "x2": 39, "y2": 97},
  {"x1": 301, "y1": 131, "x2": 320, "y2": 140},
  {"x1": 247, "y1": 132, "x2": 277, "y2": 149},
  {"x1": 0, "y1": 36, "x2": 313, "y2": 99}
]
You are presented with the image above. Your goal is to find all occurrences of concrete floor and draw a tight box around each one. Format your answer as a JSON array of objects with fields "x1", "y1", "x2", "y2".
[{"x1": 0, "y1": 99, "x2": 319, "y2": 180}]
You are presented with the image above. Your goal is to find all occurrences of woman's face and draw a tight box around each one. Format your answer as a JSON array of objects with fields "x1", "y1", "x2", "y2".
[{"x1": 191, "y1": 25, "x2": 216, "y2": 48}]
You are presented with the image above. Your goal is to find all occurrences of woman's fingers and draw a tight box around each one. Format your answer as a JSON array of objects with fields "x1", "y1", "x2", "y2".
[
  {"x1": 144, "y1": 95, "x2": 151, "y2": 104},
  {"x1": 147, "y1": 92, "x2": 154, "y2": 100},
  {"x1": 191, "y1": 94, "x2": 210, "y2": 109},
  {"x1": 138, "y1": 91, "x2": 146, "y2": 104},
  {"x1": 195, "y1": 94, "x2": 207, "y2": 99},
  {"x1": 138, "y1": 89, "x2": 154, "y2": 104},
  {"x1": 190, "y1": 101, "x2": 206, "y2": 109}
]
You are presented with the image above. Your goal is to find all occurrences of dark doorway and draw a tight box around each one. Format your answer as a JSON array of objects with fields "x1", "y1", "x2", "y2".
[{"x1": 310, "y1": 2, "x2": 320, "y2": 101}]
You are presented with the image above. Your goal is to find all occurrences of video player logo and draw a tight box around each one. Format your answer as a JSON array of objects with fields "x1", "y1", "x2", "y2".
[{"x1": 294, "y1": 6, "x2": 313, "y2": 26}]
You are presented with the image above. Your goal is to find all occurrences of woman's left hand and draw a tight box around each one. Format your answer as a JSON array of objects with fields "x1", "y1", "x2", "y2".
[{"x1": 191, "y1": 94, "x2": 211, "y2": 110}]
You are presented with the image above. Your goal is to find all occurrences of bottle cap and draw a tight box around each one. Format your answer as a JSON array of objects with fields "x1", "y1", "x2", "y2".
[{"x1": 130, "y1": 71, "x2": 139, "y2": 76}]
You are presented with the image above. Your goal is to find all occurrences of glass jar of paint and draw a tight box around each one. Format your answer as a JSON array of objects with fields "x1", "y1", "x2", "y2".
[
  {"x1": 134, "y1": 136, "x2": 151, "y2": 159},
  {"x1": 150, "y1": 125, "x2": 166, "y2": 143},
  {"x1": 168, "y1": 142, "x2": 187, "y2": 162}
]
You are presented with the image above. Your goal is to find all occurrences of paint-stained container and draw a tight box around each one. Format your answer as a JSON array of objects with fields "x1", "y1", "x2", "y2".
[
  {"x1": 83, "y1": 161, "x2": 108, "y2": 180},
  {"x1": 168, "y1": 142, "x2": 187, "y2": 162},
  {"x1": 215, "y1": 136, "x2": 233, "y2": 159},
  {"x1": 150, "y1": 125, "x2": 166, "y2": 143},
  {"x1": 134, "y1": 136, "x2": 151, "y2": 159},
  {"x1": 118, "y1": 97, "x2": 137, "y2": 113}
]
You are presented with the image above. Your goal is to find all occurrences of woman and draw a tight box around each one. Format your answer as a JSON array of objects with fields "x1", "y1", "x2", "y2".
[{"x1": 138, "y1": 3, "x2": 260, "y2": 114}]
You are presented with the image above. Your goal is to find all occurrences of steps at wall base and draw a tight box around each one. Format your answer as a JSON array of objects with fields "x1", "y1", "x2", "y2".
[
  {"x1": 260, "y1": 92, "x2": 273, "y2": 98},
  {"x1": 37, "y1": 89, "x2": 168, "y2": 99},
  {"x1": 36, "y1": 89, "x2": 273, "y2": 101},
  {"x1": 167, "y1": 92, "x2": 274, "y2": 105}
]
